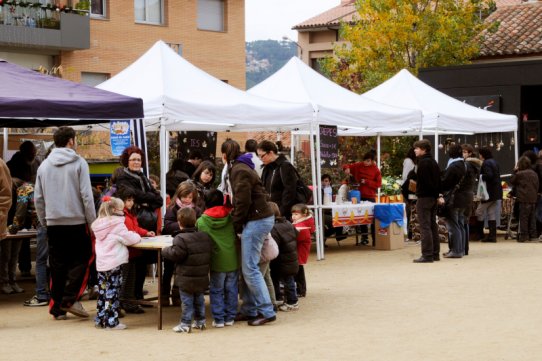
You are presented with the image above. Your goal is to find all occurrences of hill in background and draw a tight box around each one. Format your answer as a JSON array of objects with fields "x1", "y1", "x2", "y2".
[{"x1": 246, "y1": 40, "x2": 297, "y2": 89}]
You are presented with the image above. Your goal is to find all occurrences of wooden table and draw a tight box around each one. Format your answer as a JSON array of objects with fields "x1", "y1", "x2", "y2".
[
  {"x1": 129, "y1": 235, "x2": 172, "y2": 330},
  {"x1": 4, "y1": 229, "x2": 37, "y2": 240}
]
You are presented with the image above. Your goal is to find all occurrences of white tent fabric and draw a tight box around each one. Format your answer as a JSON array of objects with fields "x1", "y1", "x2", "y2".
[
  {"x1": 248, "y1": 57, "x2": 422, "y2": 133},
  {"x1": 95, "y1": 41, "x2": 314, "y2": 131},
  {"x1": 363, "y1": 69, "x2": 518, "y2": 133}
]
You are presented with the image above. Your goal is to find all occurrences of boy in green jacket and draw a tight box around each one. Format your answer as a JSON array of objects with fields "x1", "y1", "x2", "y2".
[{"x1": 196, "y1": 189, "x2": 239, "y2": 328}]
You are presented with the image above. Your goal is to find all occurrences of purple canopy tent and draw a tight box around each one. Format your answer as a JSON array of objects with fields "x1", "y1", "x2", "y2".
[{"x1": 0, "y1": 59, "x2": 143, "y2": 127}]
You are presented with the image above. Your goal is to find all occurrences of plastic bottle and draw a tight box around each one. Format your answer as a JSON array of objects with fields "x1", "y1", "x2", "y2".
[
  {"x1": 323, "y1": 186, "x2": 332, "y2": 205},
  {"x1": 337, "y1": 182, "x2": 349, "y2": 204}
]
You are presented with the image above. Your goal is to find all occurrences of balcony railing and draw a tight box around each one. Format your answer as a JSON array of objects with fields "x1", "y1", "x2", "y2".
[
  {"x1": 0, "y1": 2, "x2": 87, "y2": 29},
  {"x1": 0, "y1": 1, "x2": 90, "y2": 50}
]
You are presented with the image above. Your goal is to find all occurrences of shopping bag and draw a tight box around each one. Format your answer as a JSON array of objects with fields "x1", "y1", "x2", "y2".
[{"x1": 477, "y1": 175, "x2": 489, "y2": 201}]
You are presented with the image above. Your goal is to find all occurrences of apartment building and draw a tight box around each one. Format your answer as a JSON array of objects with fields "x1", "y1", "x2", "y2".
[{"x1": 0, "y1": 0, "x2": 245, "y2": 89}]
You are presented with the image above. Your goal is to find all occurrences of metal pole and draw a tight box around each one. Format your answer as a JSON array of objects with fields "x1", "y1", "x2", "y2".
[
  {"x1": 159, "y1": 119, "x2": 168, "y2": 216},
  {"x1": 3, "y1": 128, "x2": 7, "y2": 160},
  {"x1": 377, "y1": 133, "x2": 381, "y2": 203}
]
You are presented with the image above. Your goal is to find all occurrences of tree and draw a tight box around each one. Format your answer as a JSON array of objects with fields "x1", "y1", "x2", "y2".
[{"x1": 320, "y1": 0, "x2": 498, "y2": 93}]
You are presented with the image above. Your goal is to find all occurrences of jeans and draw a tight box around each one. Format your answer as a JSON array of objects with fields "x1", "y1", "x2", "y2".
[
  {"x1": 0, "y1": 238, "x2": 22, "y2": 284},
  {"x1": 35, "y1": 224, "x2": 50, "y2": 300},
  {"x1": 445, "y1": 208, "x2": 465, "y2": 255},
  {"x1": 283, "y1": 275, "x2": 298, "y2": 305},
  {"x1": 180, "y1": 291, "x2": 205, "y2": 326},
  {"x1": 210, "y1": 270, "x2": 239, "y2": 323},
  {"x1": 416, "y1": 197, "x2": 440, "y2": 258},
  {"x1": 240, "y1": 215, "x2": 275, "y2": 319}
]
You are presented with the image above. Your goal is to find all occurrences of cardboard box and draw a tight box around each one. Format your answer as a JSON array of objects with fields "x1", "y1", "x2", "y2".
[{"x1": 375, "y1": 219, "x2": 404, "y2": 250}]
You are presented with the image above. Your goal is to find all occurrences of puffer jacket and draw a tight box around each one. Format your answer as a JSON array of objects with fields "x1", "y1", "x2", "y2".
[
  {"x1": 162, "y1": 203, "x2": 201, "y2": 236},
  {"x1": 229, "y1": 159, "x2": 274, "y2": 233},
  {"x1": 510, "y1": 168, "x2": 539, "y2": 203},
  {"x1": 92, "y1": 216, "x2": 141, "y2": 272},
  {"x1": 161, "y1": 227, "x2": 212, "y2": 294},
  {"x1": 270, "y1": 217, "x2": 299, "y2": 277},
  {"x1": 261, "y1": 154, "x2": 298, "y2": 220}
]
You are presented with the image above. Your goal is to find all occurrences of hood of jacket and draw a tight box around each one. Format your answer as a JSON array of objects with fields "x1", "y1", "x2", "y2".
[
  {"x1": 92, "y1": 216, "x2": 125, "y2": 238},
  {"x1": 201, "y1": 206, "x2": 232, "y2": 229},
  {"x1": 48, "y1": 148, "x2": 80, "y2": 167},
  {"x1": 235, "y1": 153, "x2": 255, "y2": 169}
]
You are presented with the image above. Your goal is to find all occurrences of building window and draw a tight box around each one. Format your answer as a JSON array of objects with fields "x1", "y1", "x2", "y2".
[
  {"x1": 198, "y1": 0, "x2": 225, "y2": 32},
  {"x1": 81, "y1": 72, "x2": 109, "y2": 87},
  {"x1": 135, "y1": 0, "x2": 163, "y2": 24},
  {"x1": 91, "y1": 0, "x2": 106, "y2": 17}
]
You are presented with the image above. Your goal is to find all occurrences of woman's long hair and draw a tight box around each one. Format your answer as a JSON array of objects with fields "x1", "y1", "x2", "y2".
[{"x1": 169, "y1": 181, "x2": 198, "y2": 209}]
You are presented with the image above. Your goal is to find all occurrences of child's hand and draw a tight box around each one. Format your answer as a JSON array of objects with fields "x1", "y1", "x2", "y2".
[{"x1": 146, "y1": 231, "x2": 155, "y2": 237}]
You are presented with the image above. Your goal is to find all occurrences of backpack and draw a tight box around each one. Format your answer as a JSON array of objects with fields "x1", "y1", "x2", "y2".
[{"x1": 279, "y1": 163, "x2": 313, "y2": 205}]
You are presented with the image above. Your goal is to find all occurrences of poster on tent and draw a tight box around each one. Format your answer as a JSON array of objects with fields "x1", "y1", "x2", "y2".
[
  {"x1": 110, "y1": 120, "x2": 131, "y2": 156},
  {"x1": 177, "y1": 131, "x2": 217, "y2": 161},
  {"x1": 319, "y1": 125, "x2": 338, "y2": 168}
]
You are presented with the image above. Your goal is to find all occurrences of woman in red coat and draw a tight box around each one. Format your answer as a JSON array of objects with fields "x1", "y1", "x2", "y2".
[{"x1": 291, "y1": 204, "x2": 314, "y2": 297}]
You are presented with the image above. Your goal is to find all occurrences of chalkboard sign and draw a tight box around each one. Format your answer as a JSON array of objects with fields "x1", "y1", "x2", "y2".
[
  {"x1": 177, "y1": 131, "x2": 217, "y2": 161},
  {"x1": 319, "y1": 125, "x2": 338, "y2": 168}
]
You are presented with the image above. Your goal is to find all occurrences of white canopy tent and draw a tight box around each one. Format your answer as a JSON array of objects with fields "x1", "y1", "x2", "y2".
[{"x1": 363, "y1": 69, "x2": 519, "y2": 161}]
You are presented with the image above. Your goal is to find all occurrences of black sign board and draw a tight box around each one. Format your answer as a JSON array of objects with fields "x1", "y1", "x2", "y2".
[
  {"x1": 319, "y1": 125, "x2": 338, "y2": 168},
  {"x1": 455, "y1": 95, "x2": 501, "y2": 113},
  {"x1": 177, "y1": 131, "x2": 217, "y2": 161}
]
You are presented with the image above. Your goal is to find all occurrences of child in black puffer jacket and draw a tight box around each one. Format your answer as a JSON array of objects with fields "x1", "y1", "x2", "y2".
[{"x1": 268, "y1": 202, "x2": 299, "y2": 312}]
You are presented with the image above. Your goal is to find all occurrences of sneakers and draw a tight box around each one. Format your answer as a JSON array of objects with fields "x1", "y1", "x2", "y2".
[
  {"x1": 278, "y1": 302, "x2": 299, "y2": 312},
  {"x1": 212, "y1": 320, "x2": 225, "y2": 328},
  {"x1": 224, "y1": 320, "x2": 235, "y2": 326},
  {"x1": 248, "y1": 315, "x2": 276, "y2": 326},
  {"x1": 1, "y1": 283, "x2": 14, "y2": 294},
  {"x1": 10, "y1": 283, "x2": 24, "y2": 293},
  {"x1": 60, "y1": 301, "x2": 89, "y2": 318},
  {"x1": 105, "y1": 323, "x2": 127, "y2": 330},
  {"x1": 54, "y1": 314, "x2": 67, "y2": 320},
  {"x1": 172, "y1": 324, "x2": 191, "y2": 333},
  {"x1": 24, "y1": 295, "x2": 49, "y2": 307},
  {"x1": 191, "y1": 321, "x2": 206, "y2": 331}
]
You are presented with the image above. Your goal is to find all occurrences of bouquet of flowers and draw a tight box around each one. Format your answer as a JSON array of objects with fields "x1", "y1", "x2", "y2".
[{"x1": 380, "y1": 176, "x2": 402, "y2": 196}]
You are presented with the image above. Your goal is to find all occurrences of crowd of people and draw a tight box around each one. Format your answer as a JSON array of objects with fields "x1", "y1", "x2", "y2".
[
  {"x1": 404, "y1": 139, "x2": 542, "y2": 263},
  {"x1": 0, "y1": 127, "x2": 315, "y2": 332},
  {"x1": 3, "y1": 127, "x2": 541, "y2": 331}
]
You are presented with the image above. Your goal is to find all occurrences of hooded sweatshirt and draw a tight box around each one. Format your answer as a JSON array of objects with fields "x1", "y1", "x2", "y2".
[
  {"x1": 91, "y1": 216, "x2": 141, "y2": 272},
  {"x1": 35, "y1": 147, "x2": 96, "y2": 226},
  {"x1": 196, "y1": 205, "x2": 238, "y2": 272}
]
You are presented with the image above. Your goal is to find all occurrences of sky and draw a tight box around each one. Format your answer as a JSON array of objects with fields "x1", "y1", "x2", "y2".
[{"x1": 245, "y1": 0, "x2": 339, "y2": 42}]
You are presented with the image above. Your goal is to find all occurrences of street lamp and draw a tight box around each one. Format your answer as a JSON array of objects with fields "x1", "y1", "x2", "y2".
[{"x1": 282, "y1": 36, "x2": 302, "y2": 58}]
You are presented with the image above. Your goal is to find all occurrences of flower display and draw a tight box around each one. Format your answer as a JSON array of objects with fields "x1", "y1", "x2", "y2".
[{"x1": 380, "y1": 176, "x2": 402, "y2": 196}]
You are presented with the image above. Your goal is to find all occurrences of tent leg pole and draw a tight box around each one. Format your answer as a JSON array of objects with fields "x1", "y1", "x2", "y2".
[
  {"x1": 3, "y1": 128, "x2": 7, "y2": 160},
  {"x1": 377, "y1": 133, "x2": 381, "y2": 203},
  {"x1": 159, "y1": 121, "x2": 168, "y2": 216}
]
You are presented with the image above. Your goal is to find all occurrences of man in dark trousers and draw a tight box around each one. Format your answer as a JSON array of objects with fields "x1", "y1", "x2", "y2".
[
  {"x1": 35, "y1": 127, "x2": 96, "y2": 319},
  {"x1": 412, "y1": 140, "x2": 441, "y2": 263}
]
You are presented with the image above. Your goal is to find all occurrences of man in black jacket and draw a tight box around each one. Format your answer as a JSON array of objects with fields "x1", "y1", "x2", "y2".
[{"x1": 412, "y1": 140, "x2": 441, "y2": 263}]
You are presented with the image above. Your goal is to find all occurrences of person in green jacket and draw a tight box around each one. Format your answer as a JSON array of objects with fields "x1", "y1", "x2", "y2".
[{"x1": 196, "y1": 189, "x2": 239, "y2": 328}]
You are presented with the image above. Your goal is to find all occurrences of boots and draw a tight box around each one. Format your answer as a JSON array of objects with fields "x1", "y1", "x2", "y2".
[
  {"x1": 474, "y1": 221, "x2": 485, "y2": 241},
  {"x1": 482, "y1": 220, "x2": 497, "y2": 243}
]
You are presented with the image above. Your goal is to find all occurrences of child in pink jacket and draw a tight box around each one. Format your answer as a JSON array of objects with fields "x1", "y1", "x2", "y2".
[{"x1": 91, "y1": 196, "x2": 141, "y2": 330}]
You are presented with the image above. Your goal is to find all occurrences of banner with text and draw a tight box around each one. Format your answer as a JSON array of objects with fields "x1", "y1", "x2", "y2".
[
  {"x1": 110, "y1": 120, "x2": 131, "y2": 156},
  {"x1": 177, "y1": 131, "x2": 217, "y2": 161}
]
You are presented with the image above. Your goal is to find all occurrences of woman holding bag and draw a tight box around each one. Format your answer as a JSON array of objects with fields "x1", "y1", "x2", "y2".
[{"x1": 474, "y1": 147, "x2": 502, "y2": 243}]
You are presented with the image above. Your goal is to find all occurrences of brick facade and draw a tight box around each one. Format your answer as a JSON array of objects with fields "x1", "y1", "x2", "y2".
[{"x1": 60, "y1": 0, "x2": 246, "y2": 90}]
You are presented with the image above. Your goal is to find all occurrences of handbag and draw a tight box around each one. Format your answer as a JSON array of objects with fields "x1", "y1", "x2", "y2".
[
  {"x1": 279, "y1": 165, "x2": 313, "y2": 205},
  {"x1": 437, "y1": 162, "x2": 467, "y2": 218},
  {"x1": 476, "y1": 175, "x2": 490, "y2": 201},
  {"x1": 408, "y1": 179, "x2": 417, "y2": 193},
  {"x1": 260, "y1": 233, "x2": 279, "y2": 263},
  {"x1": 137, "y1": 206, "x2": 158, "y2": 232}
]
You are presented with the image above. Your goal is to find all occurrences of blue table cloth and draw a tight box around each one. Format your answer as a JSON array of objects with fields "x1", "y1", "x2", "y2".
[{"x1": 374, "y1": 203, "x2": 405, "y2": 228}]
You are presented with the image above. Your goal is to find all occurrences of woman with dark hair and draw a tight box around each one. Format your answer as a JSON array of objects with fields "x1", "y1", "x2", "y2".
[
  {"x1": 192, "y1": 160, "x2": 217, "y2": 211},
  {"x1": 510, "y1": 156, "x2": 539, "y2": 242},
  {"x1": 474, "y1": 147, "x2": 502, "y2": 243},
  {"x1": 166, "y1": 159, "x2": 190, "y2": 198},
  {"x1": 115, "y1": 146, "x2": 163, "y2": 303},
  {"x1": 221, "y1": 139, "x2": 276, "y2": 326},
  {"x1": 439, "y1": 144, "x2": 473, "y2": 258}
]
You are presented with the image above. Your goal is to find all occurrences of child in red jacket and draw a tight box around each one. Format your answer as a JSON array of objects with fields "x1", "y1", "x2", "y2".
[
  {"x1": 291, "y1": 203, "x2": 315, "y2": 297},
  {"x1": 117, "y1": 189, "x2": 154, "y2": 314}
]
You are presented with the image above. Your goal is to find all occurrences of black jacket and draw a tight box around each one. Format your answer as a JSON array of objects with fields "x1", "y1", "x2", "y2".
[
  {"x1": 166, "y1": 169, "x2": 189, "y2": 198},
  {"x1": 415, "y1": 154, "x2": 441, "y2": 198},
  {"x1": 163, "y1": 204, "x2": 202, "y2": 235},
  {"x1": 229, "y1": 160, "x2": 274, "y2": 233},
  {"x1": 161, "y1": 227, "x2": 212, "y2": 294},
  {"x1": 270, "y1": 217, "x2": 299, "y2": 277},
  {"x1": 481, "y1": 158, "x2": 502, "y2": 202},
  {"x1": 441, "y1": 160, "x2": 475, "y2": 209},
  {"x1": 116, "y1": 168, "x2": 163, "y2": 209},
  {"x1": 261, "y1": 154, "x2": 298, "y2": 220}
]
